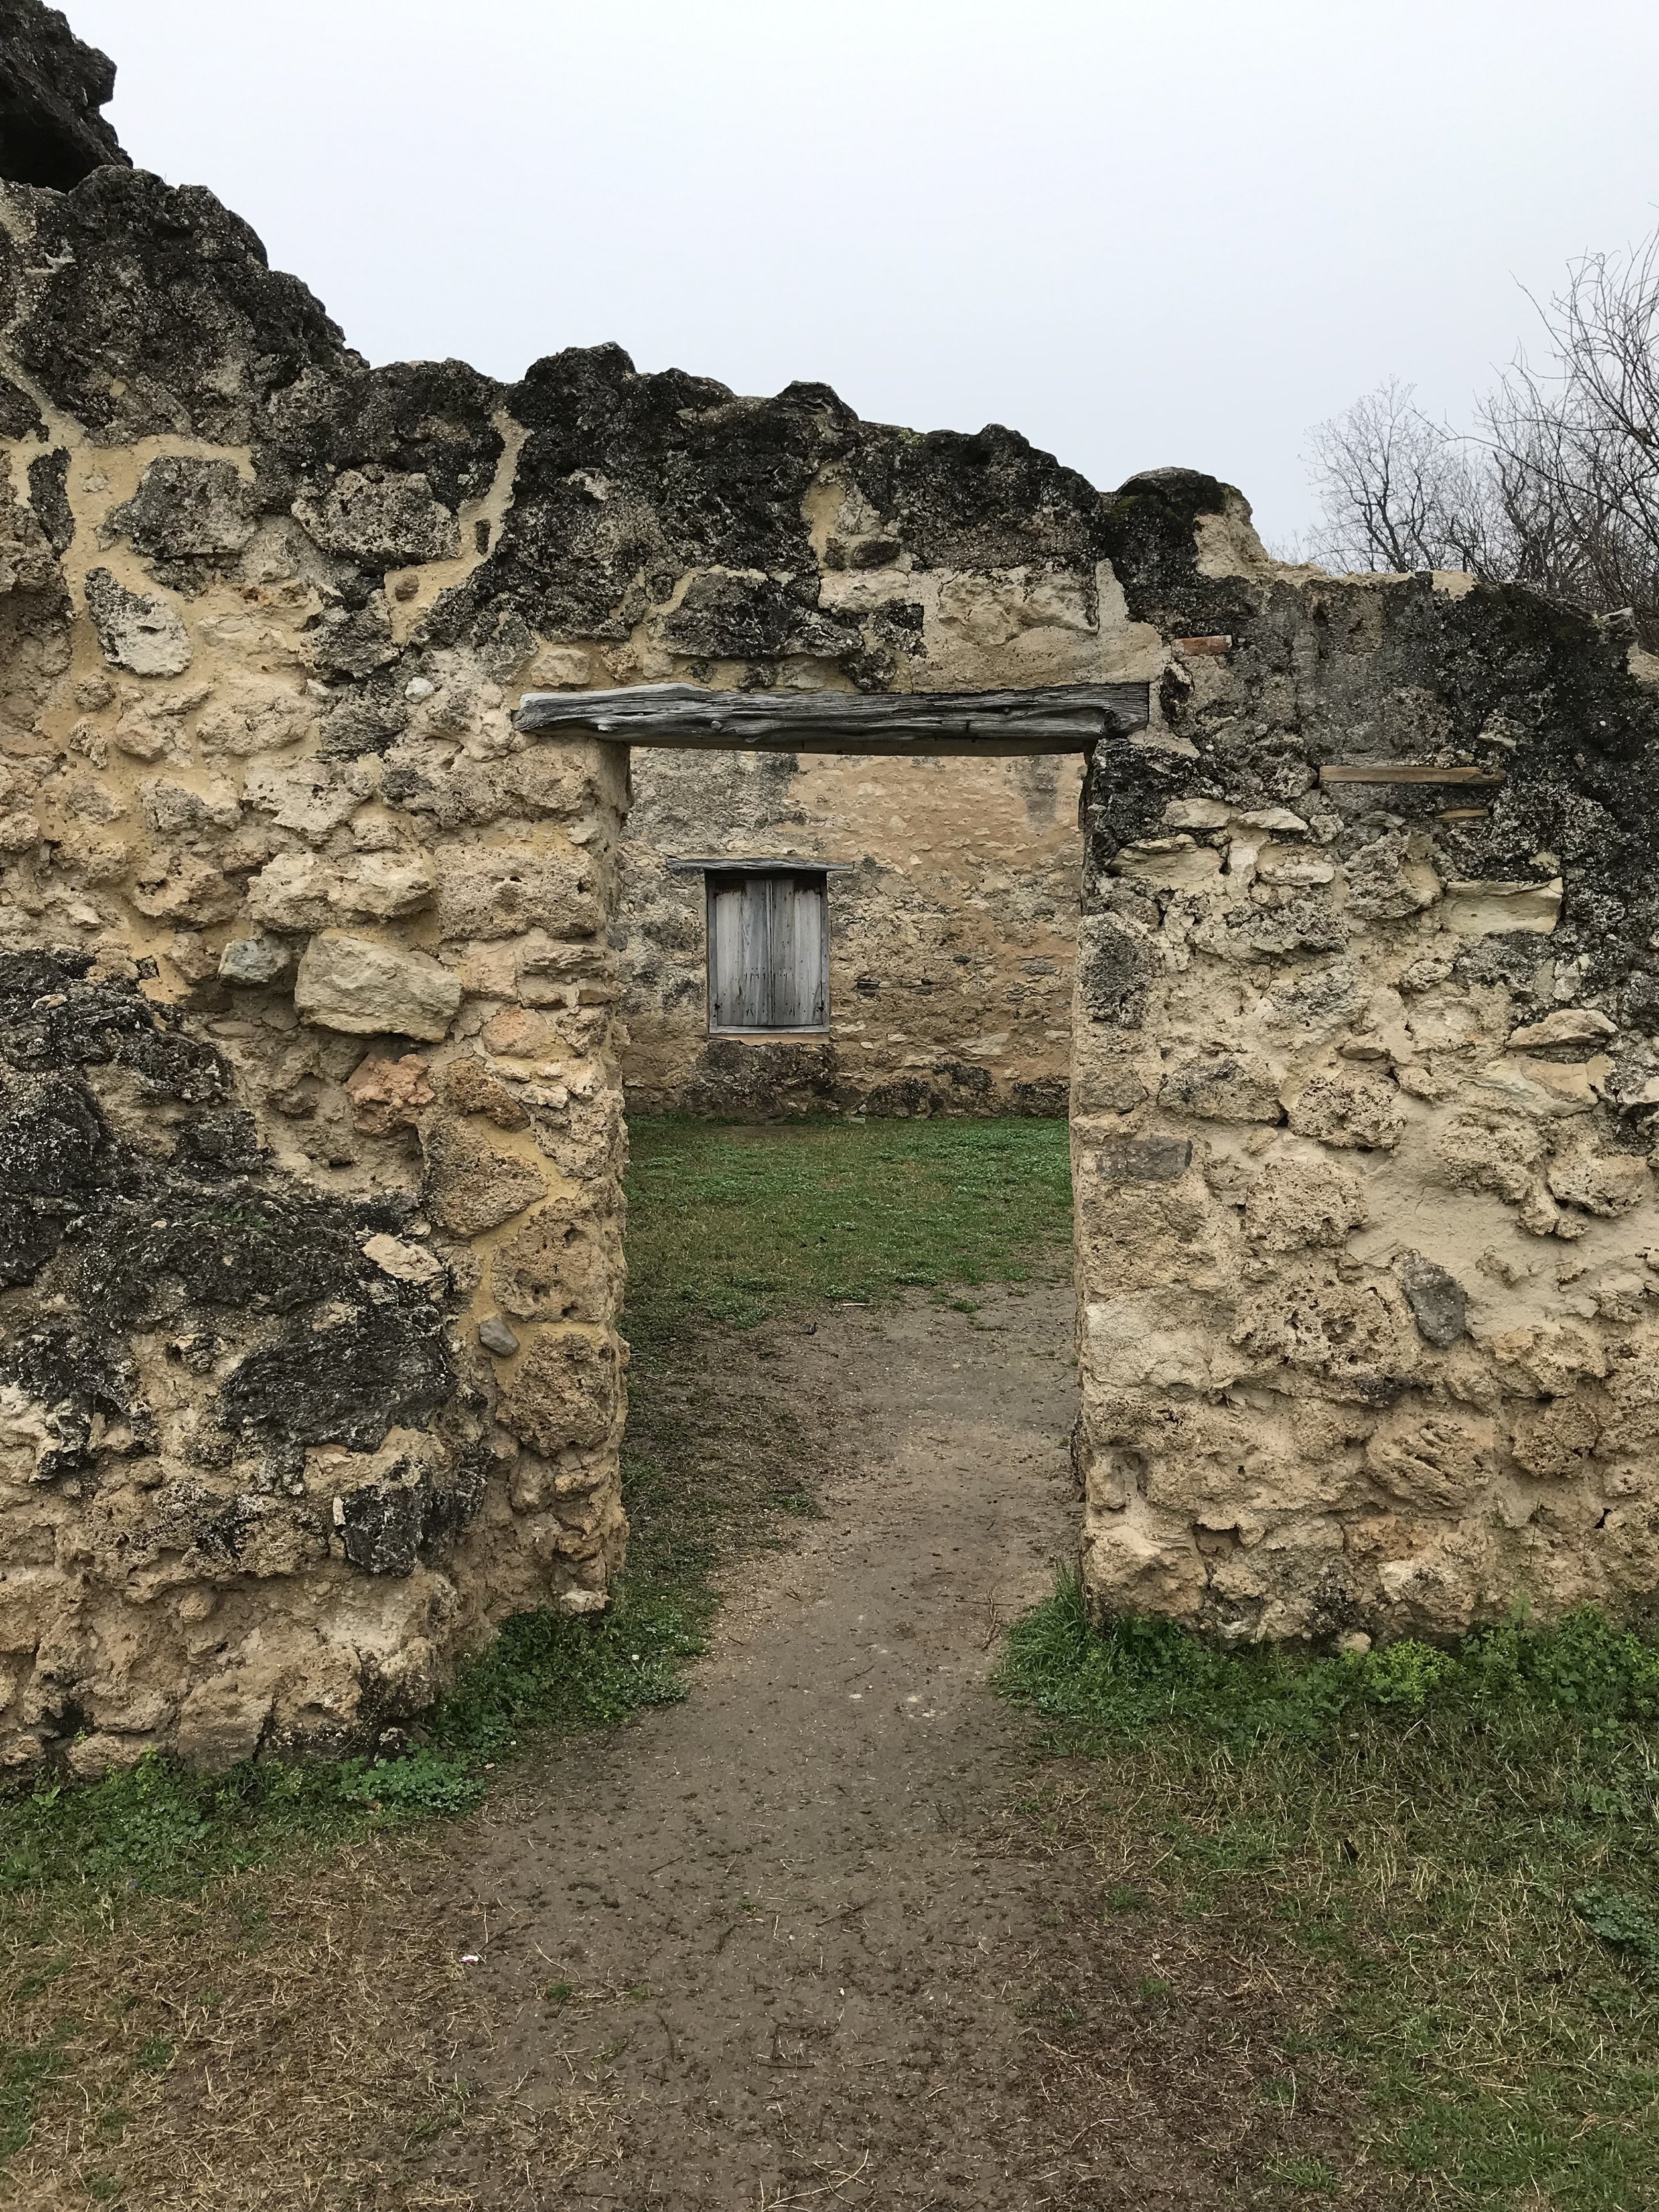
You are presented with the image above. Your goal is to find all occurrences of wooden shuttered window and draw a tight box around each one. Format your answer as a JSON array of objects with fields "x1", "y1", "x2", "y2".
[{"x1": 705, "y1": 869, "x2": 830, "y2": 1034}]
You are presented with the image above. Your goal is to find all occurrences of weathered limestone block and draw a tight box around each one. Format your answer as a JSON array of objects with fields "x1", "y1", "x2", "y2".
[
  {"x1": 294, "y1": 932, "x2": 463, "y2": 1040},
  {"x1": 248, "y1": 849, "x2": 437, "y2": 929},
  {"x1": 113, "y1": 455, "x2": 257, "y2": 561},
  {"x1": 422, "y1": 1118, "x2": 547, "y2": 1235},
  {"x1": 442, "y1": 1053, "x2": 530, "y2": 1128},
  {"x1": 1442, "y1": 878, "x2": 1564, "y2": 935},
  {"x1": 1161, "y1": 1050, "x2": 1283, "y2": 1123},
  {"x1": 492, "y1": 1199, "x2": 618, "y2": 1325},
  {"x1": 434, "y1": 843, "x2": 603, "y2": 940},
  {"x1": 498, "y1": 1329, "x2": 625, "y2": 1457},
  {"x1": 344, "y1": 1052, "x2": 435, "y2": 1134},
  {"x1": 1242, "y1": 1155, "x2": 1368, "y2": 1252},
  {"x1": 84, "y1": 567, "x2": 192, "y2": 676},
  {"x1": 196, "y1": 678, "x2": 317, "y2": 759},
  {"x1": 293, "y1": 468, "x2": 461, "y2": 565}
]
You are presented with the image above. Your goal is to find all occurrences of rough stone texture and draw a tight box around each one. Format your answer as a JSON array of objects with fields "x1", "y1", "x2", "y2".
[
  {"x1": 0, "y1": 4, "x2": 1157, "y2": 1768},
  {"x1": 3, "y1": 0, "x2": 1656, "y2": 1772},
  {"x1": 1071, "y1": 469, "x2": 1659, "y2": 1645}
]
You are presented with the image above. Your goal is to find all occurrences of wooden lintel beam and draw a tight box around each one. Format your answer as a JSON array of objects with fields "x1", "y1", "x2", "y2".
[{"x1": 514, "y1": 680, "x2": 1150, "y2": 755}]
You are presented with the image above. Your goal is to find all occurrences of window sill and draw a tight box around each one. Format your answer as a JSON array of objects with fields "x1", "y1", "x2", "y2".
[{"x1": 707, "y1": 1027, "x2": 831, "y2": 1041}]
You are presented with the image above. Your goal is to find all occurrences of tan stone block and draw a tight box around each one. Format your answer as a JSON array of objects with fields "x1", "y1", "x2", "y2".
[
  {"x1": 1080, "y1": 1290, "x2": 1244, "y2": 1394},
  {"x1": 295, "y1": 932, "x2": 462, "y2": 1042},
  {"x1": 1110, "y1": 838, "x2": 1222, "y2": 891},
  {"x1": 492, "y1": 1207, "x2": 613, "y2": 1323},
  {"x1": 498, "y1": 1330, "x2": 624, "y2": 1456},
  {"x1": 423, "y1": 1119, "x2": 547, "y2": 1235},
  {"x1": 1508, "y1": 1007, "x2": 1617, "y2": 1052},
  {"x1": 480, "y1": 1003, "x2": 566, "y2": 1058},
  {"x1": 443, "y1": 1055, "x2": 531, "y2": 1130},
  {"x1": 1441, "y1": 877, "x2": 1563, "y2": 936},
  {"x1": 1473, "y1": 1058, "x2": 1601, "y2": 1116},
  {"x1": 1075, "y1": 1179, "x2": 1232, "y2": 1295},
  {"x1": 435, "y1": 845, "x2": 603, "y2": 941},
  {"x1": 1344, "y1": 831, "x2": 1441, "y2": 919},
  {"x1": 1286, "y1": 1072, "x2": 1405, "y2": 1150},
  {"x1": 1242, "y1": 1155, "x2": 1367, "y2": 1252},
  {"x1": 174, "y1": 1672, "x2": 273, "y2": 1772},
  {"x1": 195, "y1": 679, "x2": 318, "y2": 760},
  {"x1": 1080, "y1": 1507, "x2": 1206, "y2": 1622},
  {"x1": 1366, "y1": 1414, "x2": 1498, "y2": 1510},
  {"x1": 1375, "y1": 1546, "x2": 1479, "y2": 1636},
  {"x1": 56, "y1": 826, "x2": 131, "y2": 883},
  {"x1": 1433, "y1": 1110, "x2": 1545, "y2": 1203},
  {"x1": 1546, "y1": 1141, "x2": 1650, "y2": 1217},
  {"x1": 1486, "y1": 1322, "x2": 1609, "y2": 1397},
  {"x1": 1232, "y1": 1264, "x2": 1419, "y2": 1400},
  {"x1": 1511, "y1": 1399, "x2": 1601, "y2": 1481},
  {"x1": 504, "y1": 743, "x2": 621, "y2": 820},
  {"x1": 344, "y1": 1053, "x2": 435, "y2": 1135},
  {"x1": 129, "y1": 853, "x2": 242, "y2": 926},
  {"x1": 1161, "y1": 1051, "x2": 1283, "y2": 1122}
]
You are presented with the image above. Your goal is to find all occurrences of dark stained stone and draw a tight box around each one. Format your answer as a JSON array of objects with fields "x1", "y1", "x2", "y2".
[
  {"x1": 1396, "y1": 1252, "x2": 1469, "y2": 1349},
  {"x1": 1094, "y1": 1136, "x2": 1193, "y2": 1184},
  {"x1": 0, "y1": 0, "x2": 129, "y2": 189},
  {"x1": 25, "y1": 446, "x2": 72, "y2": 549}
]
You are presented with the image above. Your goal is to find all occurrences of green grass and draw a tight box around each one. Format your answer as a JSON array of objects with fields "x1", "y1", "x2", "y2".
[
  {"x1": 0, "y1": 1117, "x2": 1074, "y2": 1905},
  {"x1": 621, "y1": 1114, "x2": 1073, "y2": 1341},
  {"x1": 996, "y1": 1577, "x2": 1659, "y2": 2209}
]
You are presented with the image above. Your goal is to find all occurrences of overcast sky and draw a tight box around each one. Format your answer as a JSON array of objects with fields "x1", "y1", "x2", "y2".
[{"x1": 69, "y1": 0, "x2": 1659, "y2": 547}]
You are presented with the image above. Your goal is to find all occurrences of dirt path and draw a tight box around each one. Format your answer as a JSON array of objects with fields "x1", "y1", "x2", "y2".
[
  {"x1": 398, "y1": 1287, "x2": 1368, "y2": 2211},
  {"x1": 430, "y1": 1284, "x2": 1086, "y2": 2206}
]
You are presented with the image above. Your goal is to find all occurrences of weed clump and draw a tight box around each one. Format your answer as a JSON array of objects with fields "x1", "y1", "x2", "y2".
[{"x1": 995, "y1": 1573, "x2": 1659, "y2": 1747}]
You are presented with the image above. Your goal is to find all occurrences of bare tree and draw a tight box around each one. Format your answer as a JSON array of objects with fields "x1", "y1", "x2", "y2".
[
  {"x1": 1482, "y1": 232, "x2": 1659, "y2": 625},
  {"x1": 1300, "y1": 377, "x2": 1496, "y2": 577},
  {"x1": 1297, "y1": 228, "x2": 1659, "y2": 638}
]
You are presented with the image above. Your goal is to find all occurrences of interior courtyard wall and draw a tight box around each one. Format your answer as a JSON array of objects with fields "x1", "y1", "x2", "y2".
[
  {"x1": 1074, "y1": 471, "x2": 1659, "y2": 1644},
  {"x1": 619, "y1": 747, "x2": 1084, "y2": 1119}
]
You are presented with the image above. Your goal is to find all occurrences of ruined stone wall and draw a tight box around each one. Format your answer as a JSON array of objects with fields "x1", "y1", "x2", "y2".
[
  {"x1": 0, "y1": 3, "x2": 1153, "y2": 1771},
  {"x1": 619, "y1": 747, "x2": 1084, "y2": 1120},
  {"x1": 9, "y1": 9, "x2": 1653, "y2": 1783},
  {"x1": 1074, "y1": 472, "x2": 1659, "y2": 1644},
  {"x1": 0, "y1": 167, "x2": 640, "y2": 1769}
]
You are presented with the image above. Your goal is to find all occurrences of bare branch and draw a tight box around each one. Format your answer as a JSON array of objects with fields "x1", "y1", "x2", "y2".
[{"x1": 1297, "y1": 226, "x2": 1659, "y2": 638}]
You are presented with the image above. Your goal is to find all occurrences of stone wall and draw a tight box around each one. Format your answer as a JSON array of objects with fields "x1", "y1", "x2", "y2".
[
  {"x1": 618, "y1": 747, "x2": 1084, "y2": 1120},
  {"x1": 0, "y1": 153, "x2": 638, "y2": 1764},
  {"x1": 0, "y1": 3, "x2": 1153, "y2": 1771},
  {"x1": 1072, "y1": 471, "x2": 1659, "y2": 1645},
  {"x1": 7, "y1": 5, "x2": 1658, "y2": 1781}
]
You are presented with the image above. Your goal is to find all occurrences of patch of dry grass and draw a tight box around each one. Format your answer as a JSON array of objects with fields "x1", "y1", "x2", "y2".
[{"x1": 3, "y1": 1833, "x2": 618, "y2": 2211}]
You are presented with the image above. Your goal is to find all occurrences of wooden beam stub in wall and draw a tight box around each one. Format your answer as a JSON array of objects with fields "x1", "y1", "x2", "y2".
[
  {"x1": 1319, "y1": 764, "x2": 1506, "y2": 788},
  {"x1": 514, "y1": 681, "x2": 1151, "y2": 755}
]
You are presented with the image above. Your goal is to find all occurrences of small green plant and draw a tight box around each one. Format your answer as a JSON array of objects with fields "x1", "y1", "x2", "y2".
[
  {"x1": 1263, "y1": 2154, "x2": 1339, "y2": 2193},
  {"x1": 994, "y1": 1573, "x2": 1659, "y2": 1751},
  {"x1": 1573, "y1": 1882, "x2": 1659, "y2": 1974}
]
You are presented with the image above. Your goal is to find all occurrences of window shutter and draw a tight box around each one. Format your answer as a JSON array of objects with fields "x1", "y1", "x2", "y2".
[{"x1": 705, "y1": 870, "x2": 830, "y2": 1033}]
